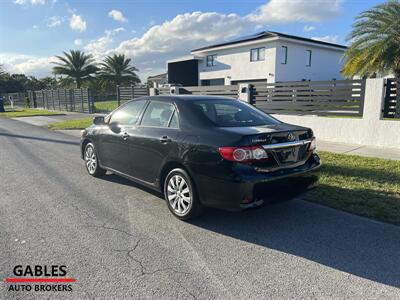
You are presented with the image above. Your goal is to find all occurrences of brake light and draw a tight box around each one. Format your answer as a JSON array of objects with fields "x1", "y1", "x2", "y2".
[
  {"x1": 218, "y1": 146, "x2": 268, "y2": 163},
  {"x1": 309, "y1": 137, "x2": 317, "y2": 151}
]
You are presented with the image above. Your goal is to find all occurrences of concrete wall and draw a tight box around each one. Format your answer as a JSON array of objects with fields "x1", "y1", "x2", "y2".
[
  {"x1": 274, "y1": 40, "x2": 345, "y2": 82},
  {"x1": 274, "y1": 79, "x2": 400, "y2": 149}
]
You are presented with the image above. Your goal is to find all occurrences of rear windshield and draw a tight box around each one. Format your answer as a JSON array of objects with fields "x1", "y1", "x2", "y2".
[{"x1": 192, "y1": 99, "x2": 280, "y2": 127}]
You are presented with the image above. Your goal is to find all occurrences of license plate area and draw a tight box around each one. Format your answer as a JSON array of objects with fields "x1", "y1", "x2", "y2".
[{"x1": 272, "y1": 146, "x2": 300, "y2": 165}]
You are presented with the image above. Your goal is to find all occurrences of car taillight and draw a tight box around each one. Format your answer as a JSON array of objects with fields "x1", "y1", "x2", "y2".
[
  {"x1": 309, "y1": 137, "x2": 316, "y2": 151},
  {"x1": 218, "y1": 146, "x2": 268, "y2": 163}
]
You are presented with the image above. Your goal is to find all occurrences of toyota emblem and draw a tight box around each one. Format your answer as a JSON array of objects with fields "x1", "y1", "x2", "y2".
[{"x1": 287, "y1": 132, "x2": 296, "y2": 141}]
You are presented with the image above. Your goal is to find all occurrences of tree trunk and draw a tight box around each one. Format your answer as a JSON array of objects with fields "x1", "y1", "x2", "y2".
[
  {"x1": 395, "y1": 71, "x2": 400, "y2": 79},
  {"x1": 394, "y1": 60, "x2": 400, "y2": 79}
]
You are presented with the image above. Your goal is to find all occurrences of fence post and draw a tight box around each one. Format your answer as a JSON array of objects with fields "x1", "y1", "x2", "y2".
[
  {"x1": 358, "y1": 80, "x2": 366, "y2": 117},
  {"x1": 116, "y1": 85, "x2": 121, "y2": 106},
  {"x1": 88, "y1": 89, "x2": 94, "y2": 114},
  {"x1": 149, "y1": 88, "x2": 158, "y2": 96},
  {"x1": 80, "y1": 88, "x2": 84, "y2": 112},
  {"x1": 57, "y1": 89, "x2": 60, "y2": 110},
  {"x1": 42, "y1": 90, "x2": 46, "y2": 109},
  {"x1": 238, "y1": 83, "x2": 251, "y2": 103},
  {"x1": 131, "y1": 84, "x2": 135, "y2": 100},
  {"x1": 52, "y1": 89, "x2": 54, "y2": 110},
  {"x1": 69, "y1": 89, "x2": 74, "y2": 112},
  {"x1": 363, "y1": 78, "x2": 386, "y2": 121}
]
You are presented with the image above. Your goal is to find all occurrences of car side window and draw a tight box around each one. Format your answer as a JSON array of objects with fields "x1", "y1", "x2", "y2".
[
  {"x1": 109, "y1": 100, "x2": 147, "y2": 126},
  {"x1": 141, "y1": 101, "x2": 175, "y2": 128}
]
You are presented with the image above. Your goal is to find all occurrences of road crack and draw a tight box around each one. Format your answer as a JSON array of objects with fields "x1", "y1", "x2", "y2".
[
  {"x1": 113, "y1": 239, "x2": 196, "y2": 298},
  {"x1": 88, "y1": 220, "x2": 135, "y2": 238}
]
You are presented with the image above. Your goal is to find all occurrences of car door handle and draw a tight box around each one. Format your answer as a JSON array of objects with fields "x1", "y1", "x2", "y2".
[
  {"x1": 160, "y1": 136, "x2": 171, "y2": 143},
  {"x1": 122, "y1": 131, "x2": 130, "y2": 140}
]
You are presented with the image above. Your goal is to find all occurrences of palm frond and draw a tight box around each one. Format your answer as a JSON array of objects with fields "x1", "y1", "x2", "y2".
[{"x1": 343, "y1": 0, "x2": 400, "y2": 77}]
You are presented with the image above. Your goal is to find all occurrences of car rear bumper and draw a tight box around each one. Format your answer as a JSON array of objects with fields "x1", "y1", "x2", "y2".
[{"x1": 193, "y1": 153, "x2": 321, "y2": 211}]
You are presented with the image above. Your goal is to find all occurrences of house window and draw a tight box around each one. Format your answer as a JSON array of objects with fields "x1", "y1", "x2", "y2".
[
  {"x1": 206, "y1": 55, "x2": 217, "y2": 67},
  {"x1": 281, "y1": 46, "x2": 288, "y2": 64},
  {"x1": 306, "y1": 50, "x2": 312, "y2": 67},
  {"x1": 250, "y1": 47, "x2": 265, "y2": 61}
]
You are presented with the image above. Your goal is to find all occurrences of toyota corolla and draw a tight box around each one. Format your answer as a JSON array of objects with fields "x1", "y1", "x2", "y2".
[{"x1": 81, "y1": 96, "x2": 320, "y2": 220}]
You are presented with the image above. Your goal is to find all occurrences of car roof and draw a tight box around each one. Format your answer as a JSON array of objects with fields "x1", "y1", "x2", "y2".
[{"x1": 146, "y1": 95, "x2": 236, "y2": 102}]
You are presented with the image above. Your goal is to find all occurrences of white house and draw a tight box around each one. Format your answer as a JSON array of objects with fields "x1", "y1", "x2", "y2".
[{"x1": 167, "y1": 31, "x2": 347, "y2": 86}]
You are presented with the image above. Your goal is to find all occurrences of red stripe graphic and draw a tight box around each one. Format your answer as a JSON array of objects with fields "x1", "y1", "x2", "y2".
[{"x1": 5, "y1": 278, "x2": 76, "y2": 283}]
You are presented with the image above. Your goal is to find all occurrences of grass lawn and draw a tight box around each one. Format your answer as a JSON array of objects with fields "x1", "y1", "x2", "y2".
[
  {"x1": 304, "y1": 151, "x2": 400, "y2": 225},
  {"x1": 94, "y1": 101, "x2": 118, "y2": 113},
  {"x1": 48, "y1": 117, "x2": 93, "y2": 130},
  {"x1": 0, "y1": 108, "x2": 64, "y2": 118}
]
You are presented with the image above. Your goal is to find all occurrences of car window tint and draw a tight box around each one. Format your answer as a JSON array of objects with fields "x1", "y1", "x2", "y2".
[
  {"x1": 109, "y1": 100, "x2": 147, "y2": 126},
  {"x1": 141, "y1": 101, "x2": 174, "y2": 127},
  {"x1": 169, "y1": 111, "x2": 179, "y2": 128},
  {"x1": 193, "y1": 99, "x2": 280, "y2": 127}
]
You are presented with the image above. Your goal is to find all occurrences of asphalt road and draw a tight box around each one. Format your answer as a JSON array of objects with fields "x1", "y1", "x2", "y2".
[{"x1": 1, "y1": 117, "x2": 399, "y2": 299}]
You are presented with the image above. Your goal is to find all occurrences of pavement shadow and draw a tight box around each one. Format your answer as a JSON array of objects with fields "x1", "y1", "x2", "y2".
[
  {"x1": 98, "y1": 173, "x2": 164, "y2": 199},
  {"x1": 190, "y1": 199, "x2": 400, "y2": 288}
]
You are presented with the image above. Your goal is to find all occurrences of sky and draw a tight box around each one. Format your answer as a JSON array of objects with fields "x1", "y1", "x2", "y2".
[{"x1": 0, "y1": 0, "x2": 385, "y2": 81}]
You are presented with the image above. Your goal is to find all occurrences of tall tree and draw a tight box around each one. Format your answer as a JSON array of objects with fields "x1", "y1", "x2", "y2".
[
  {"x1": 342, "y1": 0, "x2": 400, "y2": 78},
  {"x1": 52, "y1": 50, "x2": 98, "y2": 88},
  {"x1": 98, "y1": 54, "x2": 140, "y2": 86}
]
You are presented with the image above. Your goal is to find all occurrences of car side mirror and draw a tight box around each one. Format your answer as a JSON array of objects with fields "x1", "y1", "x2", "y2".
[{"x1": 93, "y1": 116, "x2": 105, "y2": 125}]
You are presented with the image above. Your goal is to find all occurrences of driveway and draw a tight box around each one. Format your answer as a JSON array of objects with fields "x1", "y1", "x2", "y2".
[{"x1": 0, "y1": 117, "x2": 399, "y2": 299}]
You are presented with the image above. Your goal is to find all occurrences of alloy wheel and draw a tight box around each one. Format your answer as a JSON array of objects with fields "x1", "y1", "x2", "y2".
[
  {"x1": 167, "y1": 175, "x2": 192, "y2": 216},
  {"x1": 85, "y1": 145, "x2": 97, "y2": 175}
]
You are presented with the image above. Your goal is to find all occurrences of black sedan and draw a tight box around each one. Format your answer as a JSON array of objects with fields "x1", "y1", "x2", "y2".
[{"x1": 81, "y1": 96, "x2": 320, "y2": 220}]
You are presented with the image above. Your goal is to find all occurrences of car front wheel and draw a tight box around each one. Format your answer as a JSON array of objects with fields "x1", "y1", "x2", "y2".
[
  {"x1": 164, "y1": 168, "x2": 204, "y2": 220},
  {"x1": 84, "y1": 142, "x2": 106, "y2": 177}
]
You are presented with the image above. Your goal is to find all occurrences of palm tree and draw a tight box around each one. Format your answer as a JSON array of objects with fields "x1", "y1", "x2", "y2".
[
  {"x1": 52, "y1": 50, "x2": 98, "y2": 88},
  {"x1": 98, "y1": 54, "x2": 140, "y2": 86},
  {"x1": 342, "y1": 0, "x2": 400, "y2": 78}
]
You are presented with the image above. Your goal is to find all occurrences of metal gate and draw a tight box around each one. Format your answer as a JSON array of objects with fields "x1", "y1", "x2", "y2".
[{"x1": 383, "y1": 78, "x2": 400, "y2": 118}]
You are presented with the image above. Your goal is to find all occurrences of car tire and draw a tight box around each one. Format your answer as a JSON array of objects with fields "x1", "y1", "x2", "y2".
[
  {"x1": 84, "y1": 142, "x2": 106, "y2": 177},
  {"x1": 164, "y1": 168, "x2": 204, "y2": 221}
]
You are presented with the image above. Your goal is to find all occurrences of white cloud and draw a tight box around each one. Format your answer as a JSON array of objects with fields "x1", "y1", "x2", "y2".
[
  {"x1": 247, "y1": 0, "x2": 342, "y2": 23},
  {"x1": 116, "y1": 12, "x2": 247, "y2": 59},
  {"x1": 14, "y1": 0, "x2": 46, "y2": 5},
  {"x1": 108, "y1": 10, "x2": 128, "y2": 22},
  {"x1": 74, "y1": 39, "x2": 82, "y2": 46},
  {"x1": 69, "y1": 14, "x2": 86, "y2": 32},
  {"x1": 14, "y1": 0, "x2": 57, "y2": 6},
  {"x1": 0, "y1": 53, "x2": 55, "y2": 77},
  {"x1": 312, "y1": 35, "x2": 339, "y2": 44},
  {"x1": 84, "y1": 28, "x2": 125, "y2": 60},
  {"x1": 32, "y1": 25, "x2": 39, "y2": 30},
  {"x1": 303, "y1": 25, "x2": 316, "y2": 32},
  {"x1": 47, "y1": 16, "x2": 62, "y2": 27}
]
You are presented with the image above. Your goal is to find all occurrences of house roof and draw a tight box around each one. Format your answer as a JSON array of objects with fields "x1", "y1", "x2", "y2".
[
  {"x1": 167, "y1": 55, "x2": 203, "y2": 64},
  {"x1": 147, "y1": 73, "x2": 167, "y2": 80},
  {"x1": 191, "y1": 31, "x2": 347, "y2": 52}
]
